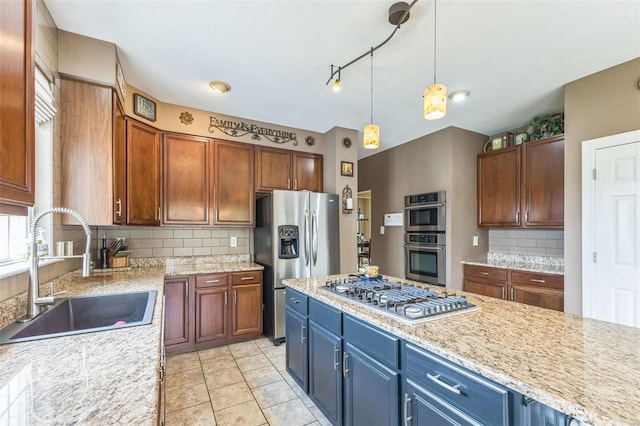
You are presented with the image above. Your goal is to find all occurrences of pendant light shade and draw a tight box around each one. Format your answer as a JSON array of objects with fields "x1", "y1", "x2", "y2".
[
  {"x1": 363, "y1": 49, "x2": 380, "y2": 149},
  {"x1": 424, "y1": 0, "x2": 446, "y2": 120},
  {"x1": 363, "y1": 124, "x2": 380, "y2": 149},
  {"x1": 424, "y1": 83, "x2": 447, "y2": 120}
]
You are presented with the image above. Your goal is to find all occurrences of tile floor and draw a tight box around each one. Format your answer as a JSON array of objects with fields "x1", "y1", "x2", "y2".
[{"x1": 165, "y1": 338, "x2": 331, "y2": 426}]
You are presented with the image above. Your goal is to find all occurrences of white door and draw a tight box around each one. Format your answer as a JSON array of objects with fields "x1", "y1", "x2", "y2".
[{"x1": 583, "y1": 130, "x2": 640, "y2": 327}]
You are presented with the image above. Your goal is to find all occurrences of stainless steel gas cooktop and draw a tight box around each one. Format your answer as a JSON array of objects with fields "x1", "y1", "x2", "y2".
[{"x1": 323, "y1": 276, "x2": 480, "y2": 325}]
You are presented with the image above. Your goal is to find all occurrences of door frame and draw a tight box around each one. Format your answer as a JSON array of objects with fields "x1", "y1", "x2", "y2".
[{"x1": 581, "y1": 129, "x2": 640, "y2": 318}]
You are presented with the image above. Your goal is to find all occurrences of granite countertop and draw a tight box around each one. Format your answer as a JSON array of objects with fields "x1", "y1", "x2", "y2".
[
  {"x1": 462, "y1": 255, "x2": 565, "y2": 275},
  {"x1": 283, "y1": 275, "x2": 640, "y2": 426},
  {"x1": 0, "y1": 261, "x2": 263, "y2": 425}
]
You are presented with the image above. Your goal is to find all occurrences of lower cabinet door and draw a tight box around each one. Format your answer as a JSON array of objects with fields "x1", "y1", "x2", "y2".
[
  {"x1": 195, "y1": 287, "x2": 228, "y2": 343},
  {"x1": 285, "y1": 307, "x2": 308, "y2": 392},
  {"x1": 164, "y1": 276, "x2": 191, "y2": 347},
  {"x1": 463, "y1": 278, "x2": 507, "y2": 300},
  {"x1": 510, "y1": 284, "x2": 564, "y2": 311},
  {"x1": 231, "y1": 284, "x2": 262, "y2": 336},
  {"x1": 308, "y1": 320, "x2": 343, "y2": 425},
  {"x1": 404, "y1": 379, "x2": 483, "y2": 426},
  {"x1": 343, "y1": 342, "x2": 399, "y2": 426}
]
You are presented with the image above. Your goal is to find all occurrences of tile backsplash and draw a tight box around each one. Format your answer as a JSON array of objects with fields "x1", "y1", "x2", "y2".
[
  {"x1": 488, "y1": 229, "x2": 564, "y2": 258},
  {"x1": 92, "y1": 226, "x2": 252, "y2": 259}
]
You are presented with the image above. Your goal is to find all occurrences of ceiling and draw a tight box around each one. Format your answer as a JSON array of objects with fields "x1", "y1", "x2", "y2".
[{"x1": 44, "y1": 0, "x2": 640, "y2": 159}]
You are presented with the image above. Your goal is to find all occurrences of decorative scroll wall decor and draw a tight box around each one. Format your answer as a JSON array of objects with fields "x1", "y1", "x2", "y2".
[
  {"x1": 180, "y1": 112, "x2": 194, "y2": 125},
  {"x1": 208, "y1": 116, "x2": 298, "y2": 145}
]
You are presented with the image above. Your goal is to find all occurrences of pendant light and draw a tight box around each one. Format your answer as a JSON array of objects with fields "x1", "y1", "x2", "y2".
[
  {"x1": 363, "y1": 49, "x2": 380, "y2": 149},
  {"x1": 424, "y1": 0, "x2": 446, "y2": 120}
]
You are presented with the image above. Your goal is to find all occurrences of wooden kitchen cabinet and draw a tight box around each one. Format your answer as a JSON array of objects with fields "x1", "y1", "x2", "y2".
[
  {"x1": 127, "y1": 118, "x2": 161, "y2": 225},
  {"x1": 463, "y1": 264, "x2": 509, "y2": 300},
  {"x1": 162, "y1": 133, "x2": 211, "y2": 225},
  {"x1": 213, "y1": 140, "x2": 255, "y2": 225},
  {"x1": 255, "y1": 146, "x2": 323, "y2": 193},
  {"x1": 165, "y1": 270, "x2": 262, "y2": 354},
  {"x1": 194, "y1": 273, "x2": 228, "y2": 343},
  {"x1": 164, "y1": 276, "x2": 192, "y2": 348},
  {"x1": 231, "y1": 270, "x2": 263, "y2": 336},
  {"x1": 293, "y1": 152, "x2": 323, "y2": 192},
  {"x1": 463, "y1": 264, "x2": 564, "y2": 311},
  {"x1": 522, "y1": 136, "x2": 564, "y2": 227},
  {"x1": 477, "y1": 146, "x2": 521, "y2": 227},
  {"x1": 477, "y1": 135, "x2": 564, "y2": 228},
  {"x1": 255, "y1": 146, "x2": 292, "y2": 191},
  {"x1": 112, "y1": 93, "x2": 127, "y2": 225},
  {"x1": 0, "y1": 0, "x2": 35, "y2": 210},
  {"x1": 509, "y1": 270, "x2": 564, "y2": 311},
  {"x1": 60, "y1": 78, "x2": 116, "y2": 225}
]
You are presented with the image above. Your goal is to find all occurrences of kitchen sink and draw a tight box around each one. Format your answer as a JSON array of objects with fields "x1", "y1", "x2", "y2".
[{"x1": 0, "y1": 290, "x2": 157, "y2": 345}]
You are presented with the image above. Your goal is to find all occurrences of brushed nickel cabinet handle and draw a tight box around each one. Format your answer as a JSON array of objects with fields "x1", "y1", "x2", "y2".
[
  {"x1": 115, "y1": 199, "x2": 122, "y2": 216},
  {"x1": 480, "y1": 272, "x2": 489, "y2": 275},
  {"x1": 427, "y1": 373, "x2": 461, "y2": 395},
  {"x1": 301, "y1": 323, "x2": 306, "y2": 342},
  {"x1": 343, "y1": 352, "x2": 349, "y2": 377},
  {"x1": 224, "y1": 292, "x2": 227, "y2": 305},
  {"x1": 287, "y1": 178, "x2": 291, "y2": 189},
  {"x1": 240, "y1": 277, "x2": 253, "y2": 281},
  {"x1": 205, "y1": 279, "x2": 220, "y2": 283},
  {"x1": 511, "y1": 287, "x2": 515, "y2": 301},
  {"x1": 404, "y1": 393, "x2": 412, "y2": 426},
  {"x1": 333, "y1": 346, "x2": 339, "y2": 370},
  {"x1": 530, "y1": 278, "x2": 545, "y2": 283},
  {"x1": 501, "y1": 287, "x2": 506, "y2": 299}
]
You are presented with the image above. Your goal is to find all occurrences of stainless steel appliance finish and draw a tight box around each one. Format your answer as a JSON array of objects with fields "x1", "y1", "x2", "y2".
[
  {"x1": 323, "y1": 277, "x2": 479, "y2": 324},
  {"x1": 404, "y1": 232, "x2": 446, "y2": 286},
  {"x1": 404, "y1": 191, "x2": 446, "y2": 232},
  {"x1": 255, "y1": 190, "x2": 340, "y2": 344}
]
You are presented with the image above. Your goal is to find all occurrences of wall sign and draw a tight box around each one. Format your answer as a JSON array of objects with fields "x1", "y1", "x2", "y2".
[
  {"x1": 133, "y1": 93, "x2": 156, "y2": 122},
  {"x1": 208, "y1": 116, "x2": 298, "y2": 145}
]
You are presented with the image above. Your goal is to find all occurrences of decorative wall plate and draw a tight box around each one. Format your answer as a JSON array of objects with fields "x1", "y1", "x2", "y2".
[
  {"x1": 342, "y1": 137, "x2": 352, "y2": 148},
  {"x1": 305, "y1": 136, "x2": 315, "y2": 146}
]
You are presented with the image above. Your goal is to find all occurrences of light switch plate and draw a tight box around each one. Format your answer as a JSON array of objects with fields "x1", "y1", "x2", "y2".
[
  {"x1": 380, "y1": 226, "x2": 385, "y2": 235},
  {"x1": 230, "y1": 236, "x2": 238, "y2": 247},
  {"x1": 473, "y1": 235, "x2": 479, "y2": 246}
]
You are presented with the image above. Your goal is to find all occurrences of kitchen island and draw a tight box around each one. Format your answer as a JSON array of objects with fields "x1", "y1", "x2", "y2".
[
  {"x1": 283, "y1": 274, "x2": 640, "y2": 426},
  {"x1": 0, "y1": 259, "x2": 262, "y2": 425}
]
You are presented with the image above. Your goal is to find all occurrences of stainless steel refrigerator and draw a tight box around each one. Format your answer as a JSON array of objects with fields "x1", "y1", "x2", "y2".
[{"x1": 255, "y1": 190, "x2": 340, "y2": 345}]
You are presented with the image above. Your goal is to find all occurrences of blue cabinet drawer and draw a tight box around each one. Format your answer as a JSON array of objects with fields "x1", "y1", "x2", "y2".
[
  {"x1": 309, "y1": 298, "x2": 342, "y2": 335},
  {"x1": 343, "y1": 315, "x2": 400, "y2": 369},
  {"x1": 285, "y1": 287, "x2": 308, "y2": 316},
  {"x1": 404, "y1": 343, "x2": 510, "y2": 426}
]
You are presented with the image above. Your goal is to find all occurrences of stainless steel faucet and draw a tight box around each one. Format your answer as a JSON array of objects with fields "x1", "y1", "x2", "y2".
[{"x1": 19, "y1": 207, "x2": 92, "y2": 322}]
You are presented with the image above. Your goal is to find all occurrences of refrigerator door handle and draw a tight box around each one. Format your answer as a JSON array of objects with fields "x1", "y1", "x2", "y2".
[
  {"x1": 304, "y1": 210, "x2": 310, "y2": 266},
  {"x1": 312, "y1": 210, "x2": 318, "y2": 265}
]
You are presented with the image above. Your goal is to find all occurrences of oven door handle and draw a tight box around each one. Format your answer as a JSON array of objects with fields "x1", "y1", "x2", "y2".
[
  {"x1": 404, "y1": 203, "x2": 445, "y2": 210},
  {"x1": 404, "y1": 244, "x2": 445, "y2": 250}
]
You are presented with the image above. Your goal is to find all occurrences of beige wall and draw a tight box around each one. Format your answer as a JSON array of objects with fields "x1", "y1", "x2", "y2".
[
  {"x1": 58, "y1": 30, "x2": 116, "y2": 86},
  {"x1": 563, "y1": 57, "x2": 640, "y2": 315},
  {"x1": 358, "y1": 127, "x2": 488, "y2": 288},
  {"x1": 323, "y1": 127, "x2": 359, "y2": 273}
]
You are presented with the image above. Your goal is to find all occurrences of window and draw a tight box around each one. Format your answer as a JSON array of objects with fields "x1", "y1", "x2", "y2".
[{"x1": 0, "y1": 214, "x2": 28, "y2": 266}]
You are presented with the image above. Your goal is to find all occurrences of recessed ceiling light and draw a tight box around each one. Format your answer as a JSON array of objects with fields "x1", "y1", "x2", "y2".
[
  {"x1": 209, "y1": 81, "x2": 231, "y2": 94},
  {"x1": 448, "y1": 90, "x2": 470, "y2": 102}
]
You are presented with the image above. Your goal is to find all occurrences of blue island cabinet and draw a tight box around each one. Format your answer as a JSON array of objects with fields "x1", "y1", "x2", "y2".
[{"x1": 285, "y1": 288, "x2": 309, "y2": 392}]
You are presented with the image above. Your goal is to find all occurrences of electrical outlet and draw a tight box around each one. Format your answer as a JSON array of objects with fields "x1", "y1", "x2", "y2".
[
  {"x1": 473, "y1": 235, "x2": 479, "y2": 246},
  {"x1": 230, "y1": 236, "x2": 238, "y2": 247}
]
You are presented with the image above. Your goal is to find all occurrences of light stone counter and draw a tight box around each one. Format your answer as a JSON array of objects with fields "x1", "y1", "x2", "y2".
[
  {"x1": 462, "y1": 253, "x2": 565, "y2": 275},
  {"x1": 283, "y1": 275, "x2": 640, "y2": 426},
  {"x1": 0, "y1": 261, "x2": 263, "y2": 425}
]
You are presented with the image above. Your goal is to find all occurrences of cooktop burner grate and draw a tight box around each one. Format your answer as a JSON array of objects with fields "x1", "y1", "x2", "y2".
[{"x1": 323, "y1": 276, "x2": 480, "y2": 324}]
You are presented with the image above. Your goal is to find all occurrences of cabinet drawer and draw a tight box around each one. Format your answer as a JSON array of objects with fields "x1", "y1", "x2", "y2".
[
  {"x1": 309, "y1": 298, "x2": 341, "y2": 335},
  {"x1": 195, "y1": 273, "x2": 228, "y2": 288},
  {"x1": 344, "y1": 315, "x2": 399, "y2": 369},
  {"x1": 285, "y1": 287, "x2": 308, "y2": 316},
  {"x1": 463, "y1": 264, "x2": 508, "y2": 282},
  {"x1": 404, "y1": 343, "x2": 509, "y2": 426},
  {"x1": 510, "y1": 271, "x2": 563, "y2": 290},
  {"x1": 232, "y1": 270, "x2": 262, "y2": 285}
]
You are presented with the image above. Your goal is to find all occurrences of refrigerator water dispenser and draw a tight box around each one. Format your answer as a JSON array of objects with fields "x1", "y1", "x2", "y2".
[{"x1": 278, "y1": 225, "x2": 299, "y2": 259}]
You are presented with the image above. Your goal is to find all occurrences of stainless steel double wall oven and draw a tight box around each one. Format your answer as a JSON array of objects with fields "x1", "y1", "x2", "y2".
[{"x1": 404, "y1": 191, "x2": 446, "y2": 286}]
